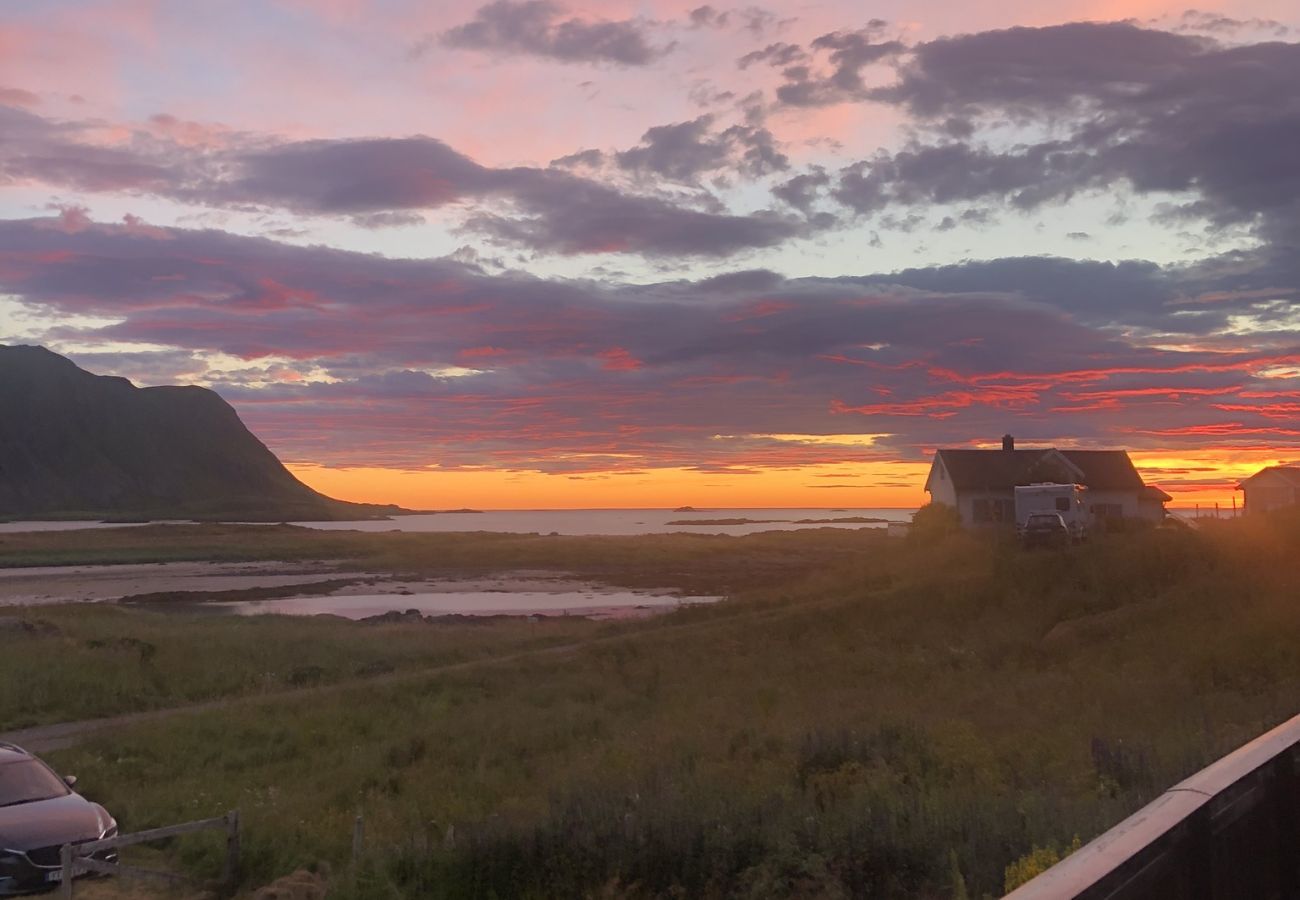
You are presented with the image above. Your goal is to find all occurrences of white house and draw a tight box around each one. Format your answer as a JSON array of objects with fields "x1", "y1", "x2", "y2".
[
  {"x1": 1237, "y1": 466, "x2": 1300, "y2": 514},
  {"x1": 923, "y1": 435, "x2": 1168, "y2": 527}
]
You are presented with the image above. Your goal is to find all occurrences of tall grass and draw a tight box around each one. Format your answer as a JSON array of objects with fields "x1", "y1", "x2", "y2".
[{"x1": 17, "y1": 512, "x2": 1300, "y2": 896}]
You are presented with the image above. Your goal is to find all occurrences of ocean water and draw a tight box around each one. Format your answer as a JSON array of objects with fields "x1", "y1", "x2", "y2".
[
  {"x1": 211, "y1": 589, "x2": 718, "y2": 620},
  {"x1": 0, "y1": 508, "x2": 916, "y2": 536},
  {"x1": 294, "y1": 508, "x2": 916, "y2": 537}
]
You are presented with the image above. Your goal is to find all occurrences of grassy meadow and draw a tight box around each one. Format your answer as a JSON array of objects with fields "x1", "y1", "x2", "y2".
[{"x1": 5, "y1": 515, "x2": 1300, "y2": 897}]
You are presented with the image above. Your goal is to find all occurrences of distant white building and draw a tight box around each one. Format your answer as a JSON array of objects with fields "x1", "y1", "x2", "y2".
[
  {"x1": 1237, "y1": 466, "x2": 1300, "y2": 514},
  {"x1": 923, "y1": 435, "x2": 1169, "y2": 528}
]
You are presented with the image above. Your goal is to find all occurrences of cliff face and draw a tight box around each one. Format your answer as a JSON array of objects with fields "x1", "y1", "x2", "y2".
[{"x1": 0, "y1": 346, "x2": 398, "y2": 521}]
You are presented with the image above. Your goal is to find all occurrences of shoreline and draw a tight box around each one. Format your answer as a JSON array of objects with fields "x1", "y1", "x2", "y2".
[{"x1": 0, "y1": 560, "x2": 719, "y2": 619}]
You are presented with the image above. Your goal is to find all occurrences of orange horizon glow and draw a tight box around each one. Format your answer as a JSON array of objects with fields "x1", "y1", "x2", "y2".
[{"x1": 287, "y1": 446, "x2": 1287, "y2": 511}]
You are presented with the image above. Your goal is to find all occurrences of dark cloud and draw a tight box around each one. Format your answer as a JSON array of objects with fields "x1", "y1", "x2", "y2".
[
  {"x1": 613, "y1": 115, "x2": 789, "y2": 181},
  {"x1": 466, "y1": 173, "x2": 805, "y2": 256},
  {"x1": 220, "y1": 137, "x2": 494, "y2": 212},
  {"x1": 873, "y1": 22, "x2": 1212, "y2": 117},
  {"x1": 832, "y1": 141, "x2": 1093, "y2": 213},
  {"x1": 0, "y1": 104, "x2": 182, "y2": 193},
  {"x1": 688, "y1": 6, "x2": 786, "y2": 36},
  {"x1": 772, "y1": 167, "x2": 830, "y2": 212},
  {"x1": 770, "y1": 23, "x2": 903, "y2": 107},
  {"x1": 550, "y1": 148, "x2": 604, "y2": 169},
  {"x1": 737, "y1": 42, "x2": 806, "y2": 69},
  {"x1": 440, "y1": 0, "x2": 670, "y2": 65},
  {"x1": 1170, "y1": 10, "x2": 1290, "y2": 38},
  {"x1": 824, "y1": 23, "x2": 1300, "y2": 252},
  {"x1": 7, "y1": 215, "x2": 1300, "y2": 474},
  {"x1": 614, "y1": 116, "x2": 733, "y2": 181},
  {"x1": 0, "y1": 106, "x2": 804, "y2": 258}
]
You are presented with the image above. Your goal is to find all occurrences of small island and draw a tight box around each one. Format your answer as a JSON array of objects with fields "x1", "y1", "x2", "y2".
[{"x1": 665, "y1": 516, "x2": 892, "y2": 526}]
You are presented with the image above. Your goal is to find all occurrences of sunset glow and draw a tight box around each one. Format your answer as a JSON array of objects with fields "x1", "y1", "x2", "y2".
[{"x1": 3, "y1": 0, "x2": 1299, "y2": 509}]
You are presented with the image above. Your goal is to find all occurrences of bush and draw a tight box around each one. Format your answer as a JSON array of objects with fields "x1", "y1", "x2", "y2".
[{"x1": 909, "y1": 504, "x2": 962, "y2": 543}]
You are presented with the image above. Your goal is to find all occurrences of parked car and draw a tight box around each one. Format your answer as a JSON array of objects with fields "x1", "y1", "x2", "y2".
[
  {"x1": 1021, "y1": 512, "x2": 1071, "y2": 548},
  {"x1": 0, "y1": 743, "x2": 116, "y2": 895}
]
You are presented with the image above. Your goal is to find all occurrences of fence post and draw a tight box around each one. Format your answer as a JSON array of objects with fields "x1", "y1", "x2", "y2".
[
  {"x1": 222, "y1": 809, "x2": 241, "y2": 894},
  {"x1": 59, "y1": 844, "x2": 73, "y2": 900},
  {"x1": 352, "y1": 814, "x2": 365, "y2": 866}
]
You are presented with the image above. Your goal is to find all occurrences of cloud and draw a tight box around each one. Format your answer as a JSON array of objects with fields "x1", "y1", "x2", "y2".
[
  {"x1": 7, "y1": 213, "x2": 1300, "y2": 480},
  {"x1": 820, "y1": 22, "x2": 1300, "y2": 252},
  {"x1": 0, "y1": 86, "x2": 39, "y2": 107},
  {"x1": 688, "y1": 6, "x2": 786, "y2": 36},
  {"x1": 0, "y1": 106, "x2": 805, "y2": 258},
  {"x1": 613, "y1": 114, "x2": 789, "y2": 181},
  {"x1": 440, "y1": 0, "x2": 670, "y2": 66},
  {"x1": 737, "y1": 42, "x2": 806, "y2": 69},
  {"x1": 758, "y1": 23, "x2": 903, "y2": 107}
]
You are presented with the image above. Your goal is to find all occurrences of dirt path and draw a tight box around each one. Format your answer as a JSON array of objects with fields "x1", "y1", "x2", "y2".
[
  {"x1": 1, "y1": 595, "x2": 822, "y2": 753},
  {"x1": 0, "y1": 637, "x2": 599, "y2": 752}
]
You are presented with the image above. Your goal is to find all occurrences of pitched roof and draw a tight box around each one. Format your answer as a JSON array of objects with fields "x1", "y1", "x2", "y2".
[
  {"x1": 1057, "y1": 450, "x2": 1146, "y2": 490},
  {"x1": 1141, "y1": 485, "x2": 1173, "y2": 502},
  {"x1": 1237, "y1": 465, "x2": 1300, "y2": 489},
  {"x1": 929, "y1": 447, "x2": 1145, "y2": 492}
]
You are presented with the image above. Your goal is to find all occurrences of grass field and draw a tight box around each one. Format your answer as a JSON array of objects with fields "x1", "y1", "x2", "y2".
[{"x1": 6, "y1": 515, "x2": 1300, "y2": 897}]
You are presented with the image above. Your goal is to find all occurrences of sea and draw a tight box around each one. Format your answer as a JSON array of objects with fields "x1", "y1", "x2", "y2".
[
  {"x1": 295, "y1": 507, "x2": 916, "y2": 537},
  {"x1": 0, "y1": 508, "x2": 917, "y2": 537}
]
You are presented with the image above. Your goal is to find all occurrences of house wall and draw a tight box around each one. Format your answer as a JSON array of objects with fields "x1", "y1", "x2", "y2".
[
  {"x1": 1085, "y1": 489, "x2": 1141, "y2": 521},
  {"x1": 955, "y1": 490, "x2": 1015, "y2": 526},
  {"x1": 926, "y1": 457, "x2": 958, "y2": 508},
  {"x1": 1136, "y1": 498, "x2": 1167, "y2": 522},
  {"x1": 1243, "y1": 476, "x2": 1300, "y2": 513}
]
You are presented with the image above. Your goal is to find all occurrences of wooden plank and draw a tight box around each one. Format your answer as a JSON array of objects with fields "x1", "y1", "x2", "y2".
[
  {"x1": 76, "y1": 813, "x2": 230, "y2": 853},
  {"x1": 1005, "y1": 711, "x2": 1300, "y2": 898}
]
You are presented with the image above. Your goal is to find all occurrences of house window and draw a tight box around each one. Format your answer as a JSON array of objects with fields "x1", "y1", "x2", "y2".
[
  {"x1": 1055, "y1": 497, "x2": 1070, "y2": 512},
  {"x1": 1092, "y1": 503, "x2": 1122, "y2": 519},
  {"x1": 973, "y1": 498, "x2": 1014, "y2": 523}
]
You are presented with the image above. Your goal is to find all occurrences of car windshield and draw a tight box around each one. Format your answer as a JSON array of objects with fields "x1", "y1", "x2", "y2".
[{"x1": 0, "y1": 759, "x2": 70, "y2": 807}]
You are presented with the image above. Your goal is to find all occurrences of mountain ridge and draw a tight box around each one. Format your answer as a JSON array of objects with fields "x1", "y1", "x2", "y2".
[{"x1": 0, "y1": 345, "x2": 403, "y2": 522}]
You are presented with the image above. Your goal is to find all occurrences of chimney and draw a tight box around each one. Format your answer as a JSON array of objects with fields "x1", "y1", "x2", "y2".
[{"x1": 1002, "y1": 434, "x2": 1015, "y2": 451}]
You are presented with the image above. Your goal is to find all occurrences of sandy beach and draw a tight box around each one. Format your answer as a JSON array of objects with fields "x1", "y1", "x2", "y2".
[{"x1": 0, "y1": 561, "x2": 717, "y2": 618}]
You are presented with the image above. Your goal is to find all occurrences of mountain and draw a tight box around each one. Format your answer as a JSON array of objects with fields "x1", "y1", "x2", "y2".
[{"x1": 0, "y1": 345, "x2": 403, "y2": 521}]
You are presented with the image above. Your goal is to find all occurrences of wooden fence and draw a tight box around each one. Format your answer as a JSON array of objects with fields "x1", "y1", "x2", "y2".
[
  {"x1": 1005, "y1": 713, "x2": 1300, "y2": 898},
  {"x1": 57, "y1": 809, "x2": 240, "y2": 898}
]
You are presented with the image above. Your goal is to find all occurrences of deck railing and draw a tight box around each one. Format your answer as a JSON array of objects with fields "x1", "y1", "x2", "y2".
[{"x1": 1005, "y1": 713, "x2": 1300, "y2": 899}]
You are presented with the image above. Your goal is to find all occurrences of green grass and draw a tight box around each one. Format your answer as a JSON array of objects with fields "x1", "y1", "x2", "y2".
[
  {"x1": 11, "y1": 516, "x2": 1300, "y2": 896},
  {"x1": 0, "y1": 525, "x2": 876, "y2": 729},
  {"x1": 0, "y1": 604, "x2": 604, "y2": 730}
]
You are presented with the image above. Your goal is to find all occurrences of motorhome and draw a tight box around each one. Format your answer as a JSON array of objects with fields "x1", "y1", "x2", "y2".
[{"x1": 1014, "y1": 483, "x2": 1087, "y2": 539}]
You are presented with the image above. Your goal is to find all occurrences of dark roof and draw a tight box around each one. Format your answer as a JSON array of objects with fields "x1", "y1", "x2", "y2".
[
  {"x1": 1141, "y1": 485, "x2": 1173, "y2": 502},
  {"x1": 1058, "y1": 450, "x2": 1146, "y2": 491},
  {"x1": 1237, "y1": 466, "x2": 1300, "y2": 489},
  {"x1": 930, "y1": 448, "x2": 1145, "y2": 492}
]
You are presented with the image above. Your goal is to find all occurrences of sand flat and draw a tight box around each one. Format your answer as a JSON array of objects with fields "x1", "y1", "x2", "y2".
[
  {"x1": 0, "y1": 560, "x2": 352, "y2": 605},
  {"x1": 0, "y1": 562, "x2": 719, "y2": 618}
]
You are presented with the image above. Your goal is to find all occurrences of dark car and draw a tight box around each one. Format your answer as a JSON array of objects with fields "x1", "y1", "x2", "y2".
[
  {"x1": 1021, "y1": 512, "x2": 1071, "y2": 549},
  {"x1": 0, "y1": 743, "x2": 117, "y2": 895}
]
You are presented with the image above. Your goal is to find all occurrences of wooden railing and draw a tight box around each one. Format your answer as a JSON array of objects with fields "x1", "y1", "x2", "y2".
[
  {"x1": 1005, "y1": 714, "x2": 1300, "y2": 898},
  {"x1": 58, "y1": 809, "x2": 239, "y2": 898}
]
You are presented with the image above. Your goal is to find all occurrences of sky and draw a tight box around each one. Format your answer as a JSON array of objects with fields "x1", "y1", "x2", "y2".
[{"x1": 2, "y1": 1, "x2": 1299, "y2": 509}]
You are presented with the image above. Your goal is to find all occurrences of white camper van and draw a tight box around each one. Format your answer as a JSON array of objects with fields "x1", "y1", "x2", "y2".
[{"x1": 1014, "y1": 483, "x2": 1087, "y2": 539}]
